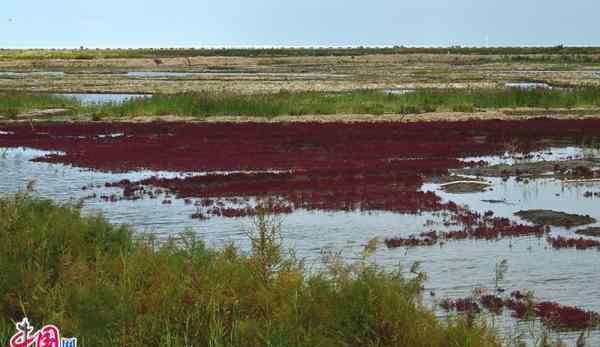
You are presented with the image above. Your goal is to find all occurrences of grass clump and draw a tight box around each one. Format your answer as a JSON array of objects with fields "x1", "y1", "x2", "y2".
[
  {"x1": 85, "y1": 88, "x2": 600, "y2": 118},
  {"x1": 0, "y1": 92, "x2": 78, "y2": 117},
  {"x1": 0, "y1": 194, "x2": 502, "y2": 346}
]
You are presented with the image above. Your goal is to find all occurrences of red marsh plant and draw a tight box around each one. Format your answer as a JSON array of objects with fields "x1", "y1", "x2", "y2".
[
  {"x1": 386, "y1": 210, "x2": 545, "y2": 249},
  {"x1": 441, "y1": 279, "x2": 600, "y2": 332},
  {"x1": 546, "y1": 236, "x2": 600, "y2": 251}
]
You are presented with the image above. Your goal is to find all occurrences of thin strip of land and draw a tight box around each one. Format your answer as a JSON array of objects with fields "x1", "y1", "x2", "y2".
[
  {"x1": 3, "y1": 88, "x2": 600, "y2": 121},
  {"x1": 4, "y1": 46, "x2": 600, "y2": 60}
]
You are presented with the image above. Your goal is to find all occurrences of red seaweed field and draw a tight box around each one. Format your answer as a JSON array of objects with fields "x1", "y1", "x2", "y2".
[
  {"x1": 2, "y1": 119, "x2": 600, "y2": 219},
  {"x1": 2, "y1": 119, "x2": 600, "y2": 173}
]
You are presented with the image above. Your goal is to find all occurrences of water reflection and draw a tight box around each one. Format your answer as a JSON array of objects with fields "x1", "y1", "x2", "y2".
[{"x1": 52, "y1": 93, "x2": 152, "y2": 105}]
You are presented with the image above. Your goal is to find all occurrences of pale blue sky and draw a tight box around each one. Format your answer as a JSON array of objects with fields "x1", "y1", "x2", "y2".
[{"x1": 1, "y1": 0, "x2": 598, "y2": 48}]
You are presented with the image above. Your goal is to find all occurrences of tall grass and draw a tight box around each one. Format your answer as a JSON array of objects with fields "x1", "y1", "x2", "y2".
[
  {"x1": 58, "y1": 88, "x2": 600, "y2": 118},
  {"x1": 3, "y1": 88, "x2": 600, "y2": 119},
  {"x1": 0, "y1": 92, "x2": 78, "y2": 118},
  {"x1": 0, "y1": 194, "x2": 504, "y2": 346}
]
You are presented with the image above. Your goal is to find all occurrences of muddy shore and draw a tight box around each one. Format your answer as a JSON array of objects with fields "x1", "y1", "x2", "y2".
[
  {"x1": 2, "y1": 53, "x2": 600, "y2": 94},
  {"x1": 4, "y1": 110, "x2": 600, "y2": 124}
]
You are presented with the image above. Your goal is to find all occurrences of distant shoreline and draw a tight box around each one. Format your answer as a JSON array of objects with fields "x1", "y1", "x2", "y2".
[{"x1": 3, "y1": 44, "x2": 600, "y2": 50}]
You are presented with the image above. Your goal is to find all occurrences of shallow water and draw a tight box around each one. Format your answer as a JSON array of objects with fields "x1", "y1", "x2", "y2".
[
  {"x1": 1, "y1": 146, "x2": 599, "y2": 346},
  {"x1": 422, "y1": 175, "x2": 600, "y2": 344},
  {"x1": 505, "y1": 82, "x2": 553, "y2": 90},
  {"x1": 52, "y1": 93, "x2": 152, "y2": 105},
  {"x1": 464, "y1": 146, "x2": 600, "y2": 166},
  {"x1": 383, "y1": 88, "x2": 416, "y2": 95},
  {"x1": 0, "y1": 71, "x2": 65, "y2": 77}
]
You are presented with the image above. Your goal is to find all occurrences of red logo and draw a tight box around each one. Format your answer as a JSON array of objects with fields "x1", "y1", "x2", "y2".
[{"x1": 9, "y1": 318, "x2": 77, "y2": 347}]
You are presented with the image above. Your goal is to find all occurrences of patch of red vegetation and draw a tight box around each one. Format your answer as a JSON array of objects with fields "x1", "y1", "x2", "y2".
[
  {"x1": 385, "y1": 231, "x2": 439, "y2": 248},
  {"x1": 385, "y1": 210, "x2": 545, "y2": 249},
  {"x1": 134, "y1": 170, "x2": 452, "y2": 216},
  {"x1": 535, "y1": 301, "x2": 600, "y2": 330},
  {"x1": 440, "y1": 298, "x2": 481, "y2": 314},
  {"x1": 2, "y1": 119, "x2": 600, "y2": 172},
  {"x1": 546, "y1": 236, "x2": 600, "y2": 251},
  {"x1": 444, "y1": 210, "x2": 545, "y2": 239},
  {"x1": 446, "y1": 291, "x2": 600, "y2": 331},
  {"x1": 2, "y1": 119, "x2": 600, "y2": 219},
  {"x1": 480, "y1": 294, "x2": 505, "y2": 314}
]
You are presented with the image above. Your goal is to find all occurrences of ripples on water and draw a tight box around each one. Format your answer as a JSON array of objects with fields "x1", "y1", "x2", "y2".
[{"x1": 1, "y1": 146, "x2": 599, "y2": 345}]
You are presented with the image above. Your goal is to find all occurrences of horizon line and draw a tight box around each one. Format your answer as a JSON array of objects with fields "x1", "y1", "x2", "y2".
[{"x1": 1, "y1": 44, "x2": 596, "y2": 50}]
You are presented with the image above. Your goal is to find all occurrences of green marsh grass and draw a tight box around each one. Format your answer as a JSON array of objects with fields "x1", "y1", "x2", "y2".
[
  {"x1": 113, "y1": 88, "x2": 600, "y2": 117},
  {"x1": 0, "y1": 92, "x2": 78, "y2": 117},
  {"x1": 3, "y1": 88, "x2": 600, "y2": 119},
  {"x1": 0, "y1": 194, "x2": 505, "y2": 346}
]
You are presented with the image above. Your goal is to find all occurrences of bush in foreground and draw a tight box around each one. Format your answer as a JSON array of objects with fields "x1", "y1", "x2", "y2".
[{"x1": 0, "y1": 194, "x2": 502, "y2": 346}]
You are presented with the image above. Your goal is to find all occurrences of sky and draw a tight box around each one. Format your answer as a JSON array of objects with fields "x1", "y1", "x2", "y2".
[{"x1": 1, "y1": 0, "x2": 599, "y2": 48}]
